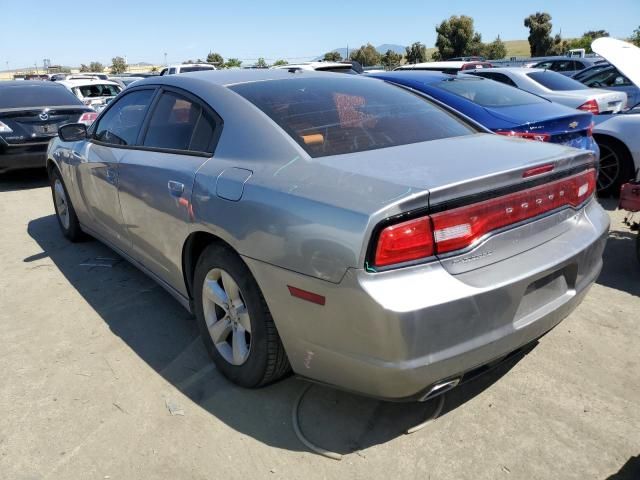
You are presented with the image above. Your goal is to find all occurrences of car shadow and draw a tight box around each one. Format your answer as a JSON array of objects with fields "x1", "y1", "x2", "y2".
[
  {"x1": 606, "y1": 455, "x2": 640, "y2": 480},
  {"x1": 596, "y1": 228, "x2": 640, "y2": 296},
  {"x1": 0, "y1": 169, "x2": 49, "y2": 192},
  {"x1": 27, "y1": 214, "x2": 529, "y2": 456}
]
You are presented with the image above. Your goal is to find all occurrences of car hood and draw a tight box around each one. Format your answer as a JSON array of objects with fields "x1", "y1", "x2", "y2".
[{"x1": 592, "y1": 37, "x2": 640, "y2": 89}]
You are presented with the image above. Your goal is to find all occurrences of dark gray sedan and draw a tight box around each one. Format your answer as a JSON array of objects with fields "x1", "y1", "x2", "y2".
[{"x1": 46, "y1": 70, "x2": 608, "y2": 401}]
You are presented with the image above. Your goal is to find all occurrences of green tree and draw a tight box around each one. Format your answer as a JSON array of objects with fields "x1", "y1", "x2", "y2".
[
  {"x1": 629, "y1": 26, "x2": 640, "y2": 47},
  {"x1": 549, "y1": 34, "x2": 569, "y2": 55},
  {"x1": 323, "y1": 51, "x2": 343, "y2": 62},
  {"x1": 433, "y1": 15, "x2": 483, "y2": 60},
  {"x1": 225, "y1": 58, "x2": 242, "y2": 68},
  {"x1": 381, "y1": 49, "x2": 402, "y2": 69},
  {"x1": 89, "y1": 61, "x2": 104, "y2": 72},
  {"x1": 110, "y1": 56, "x2": 127, "y2": 74},
  {"x1": 524, "y1": 12, "x2": 554, "y2": 57},
  {"x1": 255, "y1": 57, "x2": 268, "y2": 68},
  {"x1": 150, "y1": 66, "x2": 158, "y2": 72},
  {"x1": 405, "y1": 41, "x2": 427, "y2": 64},
  {"x1": 568, "y1": 30, "x2": 610, "y2": 53},
  {"x1": 206, "y1": 52, "x2": 224, "y2": 66},
  {"x1": 349, "y1": 43, "x2": 381, "y2": 66},
  {"x1": 483, "y1": 36, "x2": 507, "y2": 59},
  {"x1": 79, "y1": 64, "x2": 90, "y2": 72},
  {"x1": 272, "y1": 59, "x2": 288, "y2": 66}
]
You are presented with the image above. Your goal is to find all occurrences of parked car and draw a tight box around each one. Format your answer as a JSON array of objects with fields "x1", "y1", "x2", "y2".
[
  {"x1": 58, "y1": 79, "x2": 122, "y2": 112},
  {"x1": 572, "y1": 62, "x2": 612, "y2": 82},
  {"x1": 589, "y1": 37, "x2": 640, "y2": 195},
  {"x1": 576, "y1": 65, "x2": 640, "y2": 108},
  {"x1": 159, "y1": 63, "x2": 216, "y2": 75},
  {"x1": 272, "y1": 61, "x2": 359, "y2": 74},
  {"x1": 395, "y1": 60, "x2": 493, "y2": 74},
  {"x1": 531, "y1": 56, "x2": 605, "y2": 77},
  {"x1": 465, "y1": 67, "x2": 627, "y2": 114},
  {"x1": 51, "y1": 73, "x2": 110, "y2": 81},
  {"x1": 0, "y1": 81, "x2": 95, "y2": 174},
  {"x1": 46, "y1": 70, "x2": 608, "y2": 401},
  {"x1": 367, "y1": 70, "x2": 598, "y2": 161}
]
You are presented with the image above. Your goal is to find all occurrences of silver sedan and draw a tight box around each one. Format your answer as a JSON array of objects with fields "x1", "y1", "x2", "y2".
[
  {"x1": 46, "y1": 70, "x2": 609, "y2": 401},
  {"x1": 466, "y1": 67, "x2": 627, "y2": 114}
]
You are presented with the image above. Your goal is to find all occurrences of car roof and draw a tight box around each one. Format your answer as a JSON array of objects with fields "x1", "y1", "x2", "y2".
[
  {"x1": 397, "y1": 61, "x2": 491, "y2": 70},
  {"x1": 132, "y1": 68, "x2": 339, "y2": 88},
  {"x1": 58, "y1": 79, "x2": 120, "y2": 87},
  {"x1": 168, "y1": 63, "x2": 215, "y2": 68},
  {"x1": 368, "y1": 70, "x2": 454, "y2": 83},
  {"x1": 0, "y1": 80, "x2": 67, "y2": 88},
  {"x1": 272, "y1": 62, "x2": 349, "y2": 70}
]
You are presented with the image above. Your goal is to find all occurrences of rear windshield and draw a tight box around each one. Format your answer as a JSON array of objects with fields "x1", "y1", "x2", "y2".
[
  {"x1": 434, "y1": 77, "x2": 547, "y2": 107},
  {"x1": 527, "y1": 71, "x2": 587, "y2": 91},
  {"x1": 180, "y1": 66, "x2": 215, "y2": 73},
  {"x1": 0, "y1": 84, "x2": 82, "y2": 108},
  {"x1": 74, "y1": 84, "x2": 121, "y2": 98},
  {"x1": 230, "y1": 77, "x2": 476, "y2": 157}
]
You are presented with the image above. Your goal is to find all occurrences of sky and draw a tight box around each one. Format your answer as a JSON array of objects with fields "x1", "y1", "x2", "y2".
[{"x1": 1, "y1": 0, "x2": 639, "y2": 69}]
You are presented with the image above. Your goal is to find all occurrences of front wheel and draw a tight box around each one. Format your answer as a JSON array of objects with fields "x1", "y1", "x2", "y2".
[
  {"x1": 49, "y1": 168, "x2": 85, "y2": 242},
  {"x1": 193, "y1": 244, "x2": 290, "y2": 387}
]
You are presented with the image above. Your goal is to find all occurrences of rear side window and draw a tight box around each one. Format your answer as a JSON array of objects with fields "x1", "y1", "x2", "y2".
[
  {"x1": 435, "y1": 77, "x2": 547, "y2": 107},
  {"x1": 0, "y1": 84, "x2": 82, "y2": 108},
  {"x1": 94, "y1": 89, "x2": 155, "y2": 146},
  {"x1": 527, "y1": 71, "x2": 587, "y2": 91},
  {"x1": 142, "y1": 91, "x2": 216, "y2": 153},
  {"x1": 230, "y1": 77, "x2": 476, "y2": 158}
]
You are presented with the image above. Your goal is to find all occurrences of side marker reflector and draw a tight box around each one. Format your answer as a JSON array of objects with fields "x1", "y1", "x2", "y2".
[{"x1": 288, "y1": 286, "x2": 326, "y2": 305}]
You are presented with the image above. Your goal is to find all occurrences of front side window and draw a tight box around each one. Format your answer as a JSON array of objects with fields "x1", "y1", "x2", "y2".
[
  {"x1": 527, "y1": 71, "x2": 587, "y2": 91},
  {"x1": 230, "y1": 76, "x2": 476, "y2": 158},
  {"x1": 93, "y1": 89, "x2": 155, "y2": 146},
  {"x1": 142, "y1": 91, "x2": 216, "y2": 153},
  {"x1": 434, "y1": 77, "x2": 547, "y2": 107}
]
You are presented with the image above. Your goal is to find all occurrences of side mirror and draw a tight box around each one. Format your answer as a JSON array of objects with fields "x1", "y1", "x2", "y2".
[{"x1": 58, "y1": 123, "x2": 88, "y2": 142}]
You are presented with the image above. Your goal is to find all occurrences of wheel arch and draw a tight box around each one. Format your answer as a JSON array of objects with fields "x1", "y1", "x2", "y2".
[
  {"x1": 182, "y1": 230, "x2": 239, "y2": 302},
  {"x1": 593, "y1": 132, "x2": 633, "y2": 167}
]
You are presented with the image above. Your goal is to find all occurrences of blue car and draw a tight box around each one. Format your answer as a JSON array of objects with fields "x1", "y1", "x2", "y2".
[{"x1": 368, "y1": 70, "x2": 598, "y2": 154}]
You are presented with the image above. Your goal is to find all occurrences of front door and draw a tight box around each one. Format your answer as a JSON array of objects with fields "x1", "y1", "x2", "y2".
[{"x1": 77, "y1": 88, "x2": 156, "y2": 251}]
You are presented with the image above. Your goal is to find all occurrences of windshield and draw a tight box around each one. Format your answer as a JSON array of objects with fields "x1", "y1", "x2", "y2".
[
  {"x1": 527, "y1": 71, "x2": 588, "y2": 91},
  {"x1": 74, "y1": 84, "x2": 122, "y2": 98},
  {"x1": 230, "y1": 77, "x2": 476, "y2": 158},
  {"x1": 0, "y1": 84, "x2": 82, "y2": 108},
  {"x1": 434, "y1": 77, "x2": 547, "y2": 107}
]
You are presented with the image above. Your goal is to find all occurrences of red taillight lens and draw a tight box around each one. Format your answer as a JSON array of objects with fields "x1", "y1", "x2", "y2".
[
  {"x1": 496, "y1": 130, "x2": 550, "y2": 142},
  {"x1": 372, "y1": 169, "x2": 596, "y2": 267},
  {"x1": 78, "y1": 112, "x2": 98, "y2": 126},
  {"x1": 578, "y1": 99, "x2": 599, "y2": 114},
  {"x1": 374, "y1": 216, "x2": 435, "y2": 267},
  {"x1": 431, "y1": 169, "x2": 596, "y2": 254}
]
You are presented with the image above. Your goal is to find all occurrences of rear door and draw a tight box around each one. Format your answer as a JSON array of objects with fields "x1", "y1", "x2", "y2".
[
  {"x1": 116, "y1": 87, "x2": 221, "y2": 294},
  {"x1": 78, "y1": 88, "x2": 156, "y2": 251}
]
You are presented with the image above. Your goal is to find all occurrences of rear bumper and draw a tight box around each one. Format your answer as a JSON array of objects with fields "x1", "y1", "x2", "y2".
[
  {"x1": 245, "y1": 198, "x2": 609, "y2": 401},
  {"x1": 0, "y1": 142, "x2": 48, "y2": 174}
]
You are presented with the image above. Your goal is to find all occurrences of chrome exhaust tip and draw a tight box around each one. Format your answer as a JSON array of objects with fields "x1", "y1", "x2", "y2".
[{"x1": 419, "y1": 377, "x2": 461, "y2": 402}]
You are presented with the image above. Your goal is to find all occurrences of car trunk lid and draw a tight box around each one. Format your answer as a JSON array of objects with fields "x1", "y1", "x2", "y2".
[{"x1": 0, "y1": 106, "x2": 88, "y2": 144}]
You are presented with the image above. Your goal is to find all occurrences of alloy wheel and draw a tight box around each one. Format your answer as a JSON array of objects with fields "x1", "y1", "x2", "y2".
[
  {"x1": 201, "y1": 268, "x2": 252, "y2": 366},
  {"x1": 53, "y1": 179, "x2": 70, "y2": 230},
  {"x1": 597, "y1": 143, "x2": 620, "y2": 193}
]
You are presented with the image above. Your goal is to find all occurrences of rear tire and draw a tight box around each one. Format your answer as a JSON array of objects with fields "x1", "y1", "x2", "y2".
[
  {"x1": 596, "y1": 137, "x2": 634, "y2": 197},
  {"x1": 49, "y1": 168, "x2": 85, "y2": 242},
  {"x1": 193, "y1": 243, "x2": 290, "y2": 387}
]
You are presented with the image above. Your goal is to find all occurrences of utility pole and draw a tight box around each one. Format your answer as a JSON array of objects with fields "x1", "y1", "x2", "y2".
[
  {"x1": 164, "y1": 52, "x2": 167, "y2": 66},
  {"x1": 346, "y1": 44, "x2": 349, "y2": 60}
]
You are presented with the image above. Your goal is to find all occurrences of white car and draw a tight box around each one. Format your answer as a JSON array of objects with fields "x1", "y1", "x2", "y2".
[
  {"x1": 272, "y1": 61, "x2": 358, "y2": 74},
  {"x1": 395, "y1": 60, "x2": 493, "y2": 74},
  {"x1": 465, "y1": 67, "x2": 627, "y2": 115},
  {"x1": 58, "y1": 79, "x2": 122, "y2": 112},
  {"x1": 159, "y1": 63, "x2": 216, "y2": 76},
  {"x1": 590, "y1": 38, "x2": 640, "y2": 194}
]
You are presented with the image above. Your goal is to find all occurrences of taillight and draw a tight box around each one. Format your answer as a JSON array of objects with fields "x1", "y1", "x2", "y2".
[
  {"x1": 78, "y1": 112, "x2": 98, "y2": 126},
  {"x1": 578, "y1": 99, "x2": 599, "y2": 114},
  {"x1": 374, "y1": 216, "x2": 435, "y2": 267},
  {"x1": 371, "y1": 169, "x2": 596, "y2": 267},
  {"x1": 496, "y1": 131, "x2": 550, "y2": 142}
]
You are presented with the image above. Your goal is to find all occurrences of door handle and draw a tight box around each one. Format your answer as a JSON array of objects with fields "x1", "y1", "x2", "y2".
[{"x1": 168, "y1": 180, "x2": 185, "y2": 196}]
